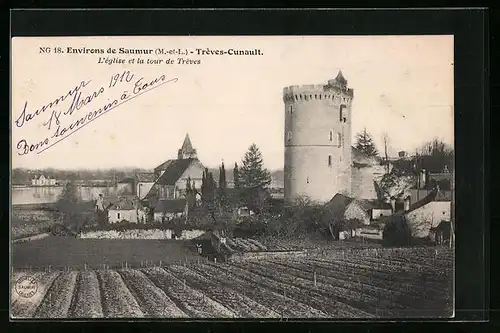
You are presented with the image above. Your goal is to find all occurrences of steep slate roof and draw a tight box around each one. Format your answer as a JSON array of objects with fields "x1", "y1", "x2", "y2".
[
  {"x1": 334, "y1": 70, "x2": 347, "y2": 86},
  {"x1": 180, "y1": 133, "x2": 195, "y2": 153},
  {"x1": 154, "y1": 199, "x2": 187, "y2": 214},
  {"x1": 136, "y1": 172, "x2": 156, "y2": 182},
  {"x1": 322, "y1": 193, "x2": 355, "y2": 221},
  {"x1": 156, "y1": 158, "x2": 196, "y2": 186},
  {"x1": 395, "y1": 188, "x2": 450, "y2": 216},
  {"x1": 154, "y1": 160, "x2": 174, "y2": 173}
]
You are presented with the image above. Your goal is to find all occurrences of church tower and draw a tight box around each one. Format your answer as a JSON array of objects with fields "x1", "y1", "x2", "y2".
[
  {"x1": 283, "y1": 71, "x2": 354, "y2": 204},
  {"x1": 178, "y1": 133, "x2": 198, "y2": 159}
]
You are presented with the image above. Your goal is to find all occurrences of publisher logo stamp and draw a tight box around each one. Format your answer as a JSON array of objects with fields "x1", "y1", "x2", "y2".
[{"x1": 15, "y1": 276, "x2": 38, "y2": 298}]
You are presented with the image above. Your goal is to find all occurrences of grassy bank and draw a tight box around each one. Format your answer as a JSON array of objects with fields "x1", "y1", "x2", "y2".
[{"x1": 12, "y1": 236, "x2": 203, "y2": 270}]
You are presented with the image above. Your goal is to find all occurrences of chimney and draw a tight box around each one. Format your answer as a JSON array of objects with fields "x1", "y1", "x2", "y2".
[
  {"x1": 390, "y1": 196, "x2": 396, "y2": 213},
  {"x1": 404, "y1": 196, "x2": 411, "y2": 212},
  {"x1": 419, "y1": 169, "x2": 427, "y2": 189}
]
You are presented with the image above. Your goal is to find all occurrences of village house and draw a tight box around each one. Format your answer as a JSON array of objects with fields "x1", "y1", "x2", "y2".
[
  {"x1": 135, "y1": 172, "x2": 156, "y2": 199},
  {"x1": 153, "y1": 198, "x2": 188, "y2": 222},
  {"x1": 31, "y1": 175, "x2": 57, "y2": 186},
  {"x1": 410, "y1": 166, "x2": 452, "y2": 204},
  {"x1": 116, "y1": 177, "x2": 135, "y2": 195},
  {"x1": 103, "y1": 195, "x2": 146, "y2": 224},
  {"x1": 402, "y1": 186, "x2": 452, "y2": 238},
  {"x1": 321, "y1": 193, "x2": 394, "y2": 240}
]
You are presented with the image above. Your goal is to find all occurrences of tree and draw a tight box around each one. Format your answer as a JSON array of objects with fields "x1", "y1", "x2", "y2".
[
  {"x1": 382, "y1": 132, "x2": 390, "y2": 173},
  {"x1": 201, "y1": 168, "x2": 217, "y2": 221},
  {"x1": 414, "y1": 138, "x2": 454, "y2": 174},
  {"x1": 56, "y1": 181, "x2": 83, "y2": 233},
  {"x1": 239, "y1": 144, "x2": 272, "y2": 189},
  {"x1": 219, "y1": 162, "x2": 227, "y2": 189},
  {"x1": 233, "y1": 162, "x2": 240, "y2": 188},
  {"x1": 355, "y1": 127, "x2": 378, "y2": 157},
  {"x1": 238, "y1": 144, "x2": 272, "y2": 213},
  {"x1": 217, "y1": 163, "x2": 229, "y2": 213},
  {"x1": 185, "y1": 177, "x2": 197, "y2": 210}
]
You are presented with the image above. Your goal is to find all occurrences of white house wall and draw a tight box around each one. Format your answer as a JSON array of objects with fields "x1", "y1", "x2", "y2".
[
  {"x1": 344, "y1": 202, "x2": 370, "y2": 225},
  {"x1": 177, "y1": 160, "x2": 205, "y2": 190},
  {"x1": 406, "y1": 201, "x2": 451, "y2": 238},
  {"x1": 108, "y1": 209, "x2": 138, "y2": 223},
  {"x1": 137, "y1": 182, "x2": 154, "y2": 199}
]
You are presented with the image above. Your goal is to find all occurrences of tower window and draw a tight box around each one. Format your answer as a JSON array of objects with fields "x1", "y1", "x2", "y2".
[
  {"x1": 329, "y1": 131, "x2": 333, "y2": 141},
  {"x1": 117, "y1": 212, "x2": 121, "y2": 220},
  {"x1": 328, "y1": 155, "x2": 332, "y2": 166},
  {"x1": 306, "y1": 177, "x2": 309, "y2": 184},
  {"x1": 289, "y1": 105, "x2": 293, "y2": 114},
  {"x1": 287, "y1": 131, "x2": 292, "y2": 141},
  {"x1": 295, "y1": 94, "x2": 298, "y2": 100},
  {"x1": 340, "y1": 104, "x2": 347, "y2": 122},
  {"x1": 337, "y1": 133, "x2": 342, "y2": 147}
]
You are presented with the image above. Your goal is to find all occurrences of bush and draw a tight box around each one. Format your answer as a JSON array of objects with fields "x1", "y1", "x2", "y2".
[{"x1": 382, "y1": 215, "x2": 412, "y2": 247}]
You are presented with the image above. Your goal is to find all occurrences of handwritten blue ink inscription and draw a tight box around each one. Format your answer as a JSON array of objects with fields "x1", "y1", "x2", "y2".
[{"x1": 15, "y1": 71, "x2": 178, "y2": 156}]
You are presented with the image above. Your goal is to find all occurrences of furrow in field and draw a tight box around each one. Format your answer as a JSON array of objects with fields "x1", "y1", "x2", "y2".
[
  {"x1": 265, "y1": 259, "x2": 446, "y2": 317},
  {"x1": 234, "y1": 261, "x2": 383, "y2": 318},
  {"x1": 276, "y1": 258, "x2": 448, "y2": 303},
  {"x1": 167, "y1": 264, "x2": 279, "y2": 318},
  {"x1": 203, "y1": 262, "x2": 359, "y2": 318},
  {"x1": 117, "y1": 269, "x2": 187, "y2": 318},
  {"x1": 142, "y1": 267, "x2": 235, "y2": 318},
  {"x1": 70, "y1": 270, "x2": 104, "y2": 318},
  {"x1": 187, "y1": 264, "x2": 297, "y2": 318},
  {"x1": 96, "y1": 269, "x2": 144, "y2": 318},
  {"x1": 309, "y1": 257, "x2": 451, "y2": 285},
  {"x1": 11, "y1": 271, "x2": 61, "y2": 318},
  {"x1": 34, "y1": 271, "x2": 79, "y2": 318}
]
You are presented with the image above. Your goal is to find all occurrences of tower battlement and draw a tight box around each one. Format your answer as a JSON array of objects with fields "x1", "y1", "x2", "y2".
[
  {"x1": 283, "y1": 71, "x2": 353, "y2": 204},
  {"x1": 283, "y1": 74, "x2": 354, "y2": 104}
]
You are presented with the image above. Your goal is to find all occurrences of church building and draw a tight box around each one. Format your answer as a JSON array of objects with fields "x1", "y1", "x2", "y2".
[{"x1": 146, "y1": 133, "x2": 205, "y2": 202}]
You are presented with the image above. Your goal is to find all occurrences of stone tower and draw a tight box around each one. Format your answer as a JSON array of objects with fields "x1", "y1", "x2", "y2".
[
  {"x1": 283, "y1": 71, "x2": 354, "y2": 204},
  {"x1": 178, "y1": 133, "x2": 197, "y2": 159}
]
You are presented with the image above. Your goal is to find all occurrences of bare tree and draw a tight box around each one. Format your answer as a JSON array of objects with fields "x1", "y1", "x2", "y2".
[{"x1": 382, "y1": 132, "x2": 390, "y2": 174}]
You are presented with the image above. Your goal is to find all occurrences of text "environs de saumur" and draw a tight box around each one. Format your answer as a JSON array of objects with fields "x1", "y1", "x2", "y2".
[{"x1": 40, "y1": 47, "x2": 263, "y2": 56}]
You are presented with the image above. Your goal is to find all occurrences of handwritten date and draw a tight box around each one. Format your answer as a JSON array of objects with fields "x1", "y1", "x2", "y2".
[{"x1": 15, "y1": 71, "x2": 178, "y2": 156}]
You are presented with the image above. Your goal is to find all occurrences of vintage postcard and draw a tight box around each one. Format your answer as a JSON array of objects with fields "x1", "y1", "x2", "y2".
[{"x1": 11, "y1": 35, "x2": 454, "y2": 319}]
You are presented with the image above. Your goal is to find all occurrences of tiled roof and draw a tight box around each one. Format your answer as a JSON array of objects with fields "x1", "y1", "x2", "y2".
[
  {"x1": 156, "y1": 158, "x2": 196, "y2": 186},
  {"x1": 103, "y1": 195, "x2": 142, "y2": 210},
  {"x1": 136, "y1": 172, "x2": 156, "y2": 182},
  {"x1": 154, "y1": 199, "x2": 187, "y2": 213},
  {"x1": 322, "y1": 193, "x2": 354, "y2": 221},
  {"x1": 356, "y1": 199, "x2": 392, "y2": 211}
]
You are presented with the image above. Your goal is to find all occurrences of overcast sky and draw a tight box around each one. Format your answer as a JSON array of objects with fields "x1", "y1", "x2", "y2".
[{"x1": 12, "y1": 35, "x2": 453, "y2": 171}]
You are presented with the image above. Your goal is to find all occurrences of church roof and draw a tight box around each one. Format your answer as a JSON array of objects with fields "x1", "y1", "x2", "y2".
[
  {"x1": 155, "y1": 160, "x2": 173, "y2": 172},
  {"x1": 180, "y1": 133, "x2": 195, "y2": 154},
  {"x1": 156, "y1": 158, "x2": 197, "y2": 186}
]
